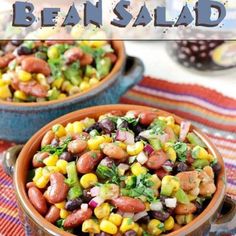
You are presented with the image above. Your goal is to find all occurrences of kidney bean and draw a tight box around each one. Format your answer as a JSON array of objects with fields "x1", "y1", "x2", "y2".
[
  {"x1": 194, "y1": 201, "x2": 203, "y2": 214},
  {"x1": 21, "y1": 57, "x2": 51, "y2": 76},
  {"x1": 64, "y1": 47, "x2": 83, "y2": 64},
  {"x1": 84, "y1": 122, "x2": 102, "y2": 133},
  {"x1": 174, "y1": 162, "x2": 188, "y2": 173},
  {"x1": 45, "y1": 206, "x2": 60, "y2": 223},
  {"x1": 151, "y1": 210, "x2": 170, "y2": 221},
  {"x1": 50, "y1": 138, "x2": 59, "y2": 147},
  {"x1": 41, "y1": 130, "x2": 55, "y2": 147},
  {"x1": 111, "y1": 196, "x2": 145, "y2": 213},
  {"x1": 28, "y1": 187, "x2": 48, "y2": 215},
  {"x1": 64, "y1": 208, "x2": 93, "y2": 228},
  {"x1": 68, "y1": 140, "x2": 87, "y2": 154},
  {"x1": 146, "y1": 150, "x2": 168, "y2": 170},
  {"x1": 105, "y1": 53, "x2": 117, "y2": 64},
  {"x1": 72, "y1": 132, "x2": 90, "y2": 141},
  {"x1": 59, "y1": 152, "x2": 75, "y2": 162},
  {"x1": 0, "y1": 53, "x2": 15, "y2": 68},
  {"x1": 139, "y1": 111, "x2": 157, "y2": 126},
  {"x1": 174, "y1": 203, "x2": 197, "y2": 215},
  {"x1": 47, "y1": 172, "x2": 69, "y2": 204},
  {"x1": 82, "y1": 189, "x2": 92, "y2": 203},
  {"x1": 177, "y1": 171, "x2": 199, "y2": 192},
  {"x1": 212, "y1": 163, "x2": 221, "y2": 175},
  {"x1": 17, "y1": 46, "x2": 32, "y2": 55},
  {"x1": 26, "y1": 182, "x2": 36, "y2": 189},
  {"x1": 77, "y1": 150, "x2": 103, "y2": 174},
  {"x1": 65, "y1": 198, "x2": 83, "y2": 211},
  {"x1": 155, "y1": 168, "x2": 168, "y2": 179},
  {"x1": 32, "y1": 152, "x2": 49, "y2": 168},
  {"x1": 102, "y1": 143, "x2": 128, "y2": 160},
  {"x1": 163, "y1": 160, "x2": 174, "y2": 172},
  {"x1": 80, "y1": 53, "x2": 93, "y2": 66}
]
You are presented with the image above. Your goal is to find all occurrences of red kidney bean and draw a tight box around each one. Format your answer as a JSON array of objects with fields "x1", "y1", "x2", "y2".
[
  {"x1": 102, "y1": 143, "x2": 128, "y2": 160},
  {"x1": 174, "y1": 203, "x2": 197, "y2": 215},
  {"x1": 41, "y1": 130, "x2": 55, "y2": 147},
  {"x1": 28, "y1": 187, "x2": 48, "y2": 215},
  {"x1": 64, "y1": 208, "x2": 93, "y2": 228},
  {"x1": 80, "y1": 53, "x2": 93, "y2": 66},
  {"x1": 0, "y1": 53, "x2": 15, "y2": 68},
  {"x1": 64, "y1": 47, "x2": 84, "y2": 64},
  {"x1": 146, "y1": 150, "x2": 168, "y2": 170},
  {"x1": 32, "y1": 152, "x2": 49, "y2": 168},
  {"x1": 68, "y1": 140, "x2": 87, "y2": 154},
  {"x1": 45, "y1": 206, "x2": 60, "y2": 223},
  {"x1": 47, "y1": 173, "x2": 69, "y2": 204},
  {"x1": 111, "y1": 196, "x2": 146, "y2": 213},
  {"x1": 77, "y1": 150, "x2": 103, "y2": 174},
  {"x1": 105, "y1": 53, "x2": 117, "y2": 63}
]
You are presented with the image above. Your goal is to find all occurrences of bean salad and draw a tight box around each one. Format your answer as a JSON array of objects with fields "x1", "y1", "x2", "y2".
[
  {"x1": 26, "y1": 110, "x2": 220, "y2": 235},
  {"x1": 0, "y1": 40, "x2": 116, "y2": 102}
]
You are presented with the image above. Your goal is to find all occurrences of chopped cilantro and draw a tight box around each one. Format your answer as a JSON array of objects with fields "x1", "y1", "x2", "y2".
[
  {"x1": 149, "y1": 119, "x2": 166, "y2": 135},
  {"x1": 173, "y1": 142, "x2": 187, "y2": 162},
  {"x1": 127, "y1": 218, "x2": 133, "y2": 225},
  {"x1": 158, "y1": 222, "x2": 165, "y2": 231},
  {"x1": 91, "y1": 152, "x2": 97, "y2": 159}
]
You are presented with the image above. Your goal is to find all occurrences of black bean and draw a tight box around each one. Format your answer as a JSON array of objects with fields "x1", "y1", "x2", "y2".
[
  {"x1": 137, "y1": 215, "x2": 150, "y2": 224},
  {"x1": 131, "y1": 124, "x2": 145, "y2": 135},
  {"x1": 99, "y1": 118, "x2": 116, "y2": 134},
  {"x1": 11, "y1": 40, "x2": 23, "y2": 46},
  {"x1": 82, "y1": 189, "x2": 92, "y2": 203},
  {"x1": 118, "y1": 120, "x2": 129, "y2": 129},
  {"x1": 212, "y1": 163, "x2": 221, "y2": 175},
  {"x1": 125, "y1": 230, "x2": 137, "y2": 236},
  {"x1": 135, "y1": 135, "x2": 148, "y2": 142},
  {"x1": 163, "y1": 160, "x2": 174, "y2": 172},
  {"x1": 84, "y1": 122, "x2": 102, "y2": 133},
  {"x1": 175, "y1": 162, "x2": 188, "y2": 173},
  {"x1": 194, "y1": 201, "x2": 203, "y2": 214},
  {"x1": 59, "y1": 152, "x2": 75, "y2": 162},
  {"x1": 151, "y1": 210, "x2": 170, "y2": 221},
  {"x1": 159, "y1": 195, "x2": 168, "y2": 205},
  {"x1": 17, "y1": 46, "x2": 32, "y2": 55},
  {"x1": 65, "y1": 198, "x2": 83, "y2": 211}
]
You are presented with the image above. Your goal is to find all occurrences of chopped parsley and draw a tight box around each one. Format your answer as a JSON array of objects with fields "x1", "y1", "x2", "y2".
[
  {"x1": 173, "y1": 142, "x2": 188, "y2": 162},
  {"x1": 158, "y1": 222, "x2": 165, "y2": 231},
  {"x1": 41, "y1": 136, "x2": 72, "y2": 156},
  {"x1": 149, "y1": 119, "x2": 166, "y2": 135}
]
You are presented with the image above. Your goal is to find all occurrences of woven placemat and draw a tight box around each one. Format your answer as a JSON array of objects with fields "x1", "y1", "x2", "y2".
[{"x1": 0, "y1": 76, "x2": 235, "y2": 235}]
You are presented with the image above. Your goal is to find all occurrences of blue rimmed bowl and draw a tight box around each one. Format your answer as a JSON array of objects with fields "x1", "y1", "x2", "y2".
[{"x1": 0, "y1": 41, "x2": 144, "y2": 143}]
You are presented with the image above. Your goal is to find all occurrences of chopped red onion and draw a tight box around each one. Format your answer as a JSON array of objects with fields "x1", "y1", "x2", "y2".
[
  {"x1": 165, "y1": 198, "x2": 177, "y2": 208},
  {"x1": 159, "y1": 133, "x2": 169, "y2": 144},
  {"x1": 144, "y1": 144, "x2": 154, "y2": 155},
  {"x1": 90, "y1": 186, "x2": 100, "y2": 197},
  {"x1": 137, "y1": 151, "x2": 148, "y2": 165},
  {"x1": 150, "y1": 201, "x2": 163, "y2": 211},
  {"x1": 88, "y1": 196, "x2": 105, "y2": 208},
  {"x1": 81, "y1": 203, "x2": 88, "y2": 211},
  {"x1": 139, "y1": 130, "x2": 158, "y2": 139},
  {"x1": 133, "y1": 211, "x2": 148, "y2": 222},
  {"x1": 179, "y1": 121, "x2": 191, "y2": 141},
  {"x1": 123, "y1": 212, "x2": 134, "y2": 218},
  {"x1": 116, "y1": 130, "x2": 134, "y2": 145}
]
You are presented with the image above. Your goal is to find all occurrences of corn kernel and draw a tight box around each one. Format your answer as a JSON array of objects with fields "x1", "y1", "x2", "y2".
[
  {"x1": 89, "y1": 77, "x2": 99, "y2": 86},
  {"x1": 60, "y1": 209, "x2": 69, "y2": 219},
  {"x1": 120, "y1": 218, "x2": 136, "y2": 233},
  {"x1": 18, "y1": 70, "x2": 32, "y2": 82},
  {"x1": 164, "y1": 216, "x2": 175, "y2": 231},
  {"x1": 192, "y1": 146, "x2": 208, "y2": 160},
  {"x1": 145, "y1": 202, "x2": 150, "y2": 211},
  {"x1": 207, "y1": 154, "x2": 215, "y2": 162},
  {"x1": 115, "y1": 141, "x2": 127, "y2": 150},
  {"x1": 88, "y1": 136, "x2": 106, "y2": 150},
  {"x1": 55, "y1": 201, "x2": 66, "y2": 209},
  {"x1": 94, "y1": 203, "x2": 111, "y2": 219},
  {"x1": 52, "y1": 77, "x2": 64, "y2": 89},
  {"x1": 188, "y1": 194, "x2": 197, "y2": 201},
  {"x1": 90, "y1": 41, "x2": 107, "y2": 48},
  {"x1": 48, "y1": 46, "x2": 60, "y2": 59},
  {"x1": 62, "y1": 81, "x2": 73, "y2": 93},
  {"x1": 166, "y1": 147, "x2": 177, "y2": 162},
  {"x1": 14, "y1": 90, "x2": 27, "y2": 101},
  {"x1": 133, "y1": 223, "x2": 140, "y2": 233},
  {"x1": 2, "y1": 73, "x2": 12, "y2": 85},
  {"x1": 173, "y1": 124, "x2": 180, "y2": 135},
  {"x1": 35, "y1": 176, "x2": 49, "y2": 188},
  {"x1": 100, "y1": 219, "x2": 117, "y2": 234},
  {"x1": 65, "y1": 123, "x2": 74, "y2": 135},
  {"x1": 80, "y1": 81, "x2": 90, "y2": 91},
  {"x1": 33, "y1": 167, "x2": 43, "y2": 182},
  {"x1": 0, "y1": 85, "x2": 12, "y2": 99},
  {"x1": 56, "y1": 160, "x2": 68, "y2": 174},
  {"x1": 147, "y1": 219, "x2": 163, "y2": 236},
  {"x1": 43, "y1": 154, "x2": 58, "y2": 166},
  {"x1": 127, "y1": 142, "x2": 144, "y2": 156},
  {"x1": 58, "y1": 93, "x2": 67, "y2": 99},
  {"x1": 80, "y1": 173, "x2": 98, "y2": 189},
  {"x1": 82, "y1": 118, "x2": 96, "y2": 128},
  {"x1": 137, "y1": 226, "x2": 143, "y2": 236},
  {"x1": 0, "y1": 79, "x2": 5, "y2": 86},
  {"x1": 150, "y1": 174, "x2": 161, "y2": 189},
  {"x1": 52, "y1": 124, "x2": 66, "y2": 137},
  {"x1": 82, "y1": 219, "x2": 100, "y2": 234},
  {"x1": 108, "y1": 213, "x2": 122, "y2": 226},
  {"x1": 166, "y1": 116, "x2": 175, "y2": 126},
  {"x1": 45, "y1": 166, "x2": 60, "y2": 174},
  {"x1": 73, "y1": 121, "x2": 85, "y2": 134},
  {"x1": 102, "y1": 135, "x2": 112, "y2": 143},
  {"x1": 131, "y1": 162, "x2": 147, "y2": 176}
]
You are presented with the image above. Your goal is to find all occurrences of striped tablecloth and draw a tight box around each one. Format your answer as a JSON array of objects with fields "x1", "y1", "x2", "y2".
[{"x1": 0, "y1": 76, "x2": 235, "y2": 236}]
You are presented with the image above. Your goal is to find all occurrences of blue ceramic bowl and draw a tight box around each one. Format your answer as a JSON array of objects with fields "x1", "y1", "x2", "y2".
[{"x1": 0, "y1": 42, "x2": 144, "y2": 143}]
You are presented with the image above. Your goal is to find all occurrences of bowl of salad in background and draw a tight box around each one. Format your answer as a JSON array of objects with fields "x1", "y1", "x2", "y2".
[
  {"x1": 0, "y1": 40, "x2": 144, "y2": 142},
  {"x1": 3, "y1": 105, "x2": 235, "y2": 236}
]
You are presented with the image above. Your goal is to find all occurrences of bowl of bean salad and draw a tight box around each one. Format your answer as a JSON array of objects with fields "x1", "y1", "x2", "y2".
[{"x1": 5, "y1": 104, "x2": 230, "y2": 236}]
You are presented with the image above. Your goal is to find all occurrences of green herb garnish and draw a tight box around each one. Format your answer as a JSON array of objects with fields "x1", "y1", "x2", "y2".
[{"x1": 173, "y1": 142, "x2": 187, "y2": 162}]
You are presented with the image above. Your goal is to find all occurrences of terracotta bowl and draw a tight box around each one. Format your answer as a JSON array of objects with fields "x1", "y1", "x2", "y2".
[
  {"x1": 0, "y1": 42, "x2": 145, "y2": 143},
  {"x1": 4, "y1": 105, "x2": 236, "y2": 236}
]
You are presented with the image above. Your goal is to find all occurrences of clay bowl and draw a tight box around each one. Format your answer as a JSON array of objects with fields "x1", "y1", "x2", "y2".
[
  {"x1": 5, "y1": 105, "x2": 234, "y2": 236},
  {"x1": 0, "y1": 42, "x2": 144, "y2": 143}
]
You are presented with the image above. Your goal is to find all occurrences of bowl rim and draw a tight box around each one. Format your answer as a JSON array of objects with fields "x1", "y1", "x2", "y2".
[
  {"x1": 14, "y1": 104, "x2": 226, "y2": 236},
  {"x1": 0, "y1": 41, "x2": 126, "y2": 108}
]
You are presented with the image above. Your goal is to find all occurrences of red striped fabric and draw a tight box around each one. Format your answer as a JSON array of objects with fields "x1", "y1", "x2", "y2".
[{"x1": 0, "y1": 76, "x2": 235, "y2": 235}]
